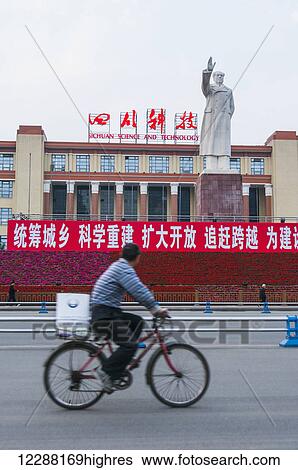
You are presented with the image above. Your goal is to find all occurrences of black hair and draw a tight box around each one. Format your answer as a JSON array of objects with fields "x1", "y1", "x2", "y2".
[{"x1": 121, "y1": 243, "x2": 141, "y2": 262}]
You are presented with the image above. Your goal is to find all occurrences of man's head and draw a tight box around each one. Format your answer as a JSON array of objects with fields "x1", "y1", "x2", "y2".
[
  {"x1": 262, "y1": 283, "x2": 266, "y2": 288},
  {"x1": 10, "y1": 281, "x2": 15, "y2": 286},
  {"x1": 213, "y1": 71, "x2": 225, "y2": 86},
  {"x1": 121, "y1": 243, "x2": 141, "y2": 267}
]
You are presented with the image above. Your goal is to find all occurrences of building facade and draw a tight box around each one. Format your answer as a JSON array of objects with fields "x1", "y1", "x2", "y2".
[{"x1": 0, "y1": 125, "x2": 297, "y2": 248}]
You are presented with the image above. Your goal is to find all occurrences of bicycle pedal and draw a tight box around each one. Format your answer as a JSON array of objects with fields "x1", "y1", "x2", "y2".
[{"x1": 70, "y1": 383, "x2": 80, "y2": 391}]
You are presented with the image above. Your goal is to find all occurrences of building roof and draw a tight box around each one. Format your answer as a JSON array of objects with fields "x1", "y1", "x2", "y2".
[
  {"x1": 4, "y1": 124, "x2": 298, "y2": 154},
  {"x1": 265, "y1": 130, "x2": 298, "y2": 145}
]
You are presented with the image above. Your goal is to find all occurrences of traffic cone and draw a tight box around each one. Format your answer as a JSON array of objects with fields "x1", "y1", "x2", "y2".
[
  {"x1": 39, "y1": 301, "x2": 48, "y2": 314},
  {"x1": 280, "y1": 315, "x2": 298, "y2": 347},
  {"x1": 204, "y1": 301, "x2": 213, "y2": 314}
]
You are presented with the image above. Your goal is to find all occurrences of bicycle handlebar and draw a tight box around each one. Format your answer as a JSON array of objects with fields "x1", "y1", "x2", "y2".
[{"x1": 152, "y1": 315, "x2": 171, "y2": 329}]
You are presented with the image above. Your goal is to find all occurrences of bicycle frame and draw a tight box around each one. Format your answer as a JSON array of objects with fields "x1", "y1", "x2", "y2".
[{"x1": 79, "y1": 320, "x2": 180, "y2": 376}]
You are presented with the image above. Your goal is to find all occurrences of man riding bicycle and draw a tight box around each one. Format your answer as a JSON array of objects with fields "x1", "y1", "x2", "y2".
[
  {"x1": 91, "y1": 243, "x2": 169, "y2": 392},
  {"x1": 45, "y1": 243, "x2": 209, "y2": 409}
]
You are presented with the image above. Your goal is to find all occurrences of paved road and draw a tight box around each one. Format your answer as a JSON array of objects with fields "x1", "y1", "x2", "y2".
[
  {"x1": 0, "y1": 347, "x2": 298, "y2": 449},
  {"x1": 0, "y1": 308, "x2": 298, "y2": 449}
]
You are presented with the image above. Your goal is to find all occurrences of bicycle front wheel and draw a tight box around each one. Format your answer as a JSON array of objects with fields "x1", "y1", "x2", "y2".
[
  {"x1": 44, "y1": 341, "x2": 106, "y2": 410},
  {"x1": 147, "y1": 343, "x2": 210, "y2": 408}
]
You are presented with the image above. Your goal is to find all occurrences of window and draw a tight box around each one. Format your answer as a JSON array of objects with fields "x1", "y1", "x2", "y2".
[
  {"x1": 125, "y1": 156, "x2": 139, "y2": 173},
  {"x1": 0, "y1": 181, "x2": 13, "y2": 198},
  {"x1": 52, "y1": 184, "x2": 66, "y2": 218},
  {"x1": 0, "y1": 235, "x2": 7, "y2": 249},
  {"x1": 100, "y1": 185, "x2": 115, "y2": 220},
  {"x1": 149, "y1": 156, "x2": 169, "y2": 173},
  {"x1": 180, "y1": 157, "x2": 193, "y2": 174},
  {"x1": 0, "y1": 208, "x2": 12, "y2": 225},
  {"x1": 251, "y1": 158, "x2": 264, "y2": 175},
  {"x1": 0, "y1": 154, "x2": 13, "y2": 171},
  {"x1": 203, "y1": 156, "x2": 207, "y2": 170},
  {"x1": 148, "y1": 186, "x2": 167, "y2": 221},
  {"x1": 100, "y1": 155, "x2": 115, "y2": 172},
  {"x1": 249, "y1": 186, "x2": 265, "y2": 221},
  {"x1": 51, "y1": 154, "x2": 66, "y2": 171},
  {"x1": 76, "y1": 155, "x2": 90, "y2": 172},
  {"x1": 77, "y1": 185, "x2": 90, "y2": 219},
  {"x1": 178, "y1": 187, "x2": 191, "y2": 221},
  {"x1": 124, "y1": 185, "x2": 138, "y2": 220},
  {"x1": 230, "y1": 157, "x2": 241, "y2": 173}
]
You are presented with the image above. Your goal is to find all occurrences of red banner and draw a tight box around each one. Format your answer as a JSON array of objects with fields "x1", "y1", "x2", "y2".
[{"x1": 7, "y1": 221, "x2": 298, "y2": 253}]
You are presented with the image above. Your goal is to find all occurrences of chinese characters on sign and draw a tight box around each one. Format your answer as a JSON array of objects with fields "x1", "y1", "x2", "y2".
[
  {"x1": 7, "y1": 221, "x2": 298, "y2": 253},
  {"x1": 89, "y1": 113, "x2": 111, "y2": 126},
  {"x1": 146, "y1": 108, "x2": 166, "y2": 134},
  {"x1": 120, "y1": 110, "x2": 137, "y2": 129},
  {"x1": 175, "y1": 112, "x2": 198, "y2": 130},
  {"x1": 88, "y1": 109, "x2": 199, "y2": 143}
]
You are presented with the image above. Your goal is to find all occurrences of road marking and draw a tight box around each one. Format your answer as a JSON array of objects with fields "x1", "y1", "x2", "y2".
[{"x1": 239, "y1": 368, "x2": 276, "y2": 427}]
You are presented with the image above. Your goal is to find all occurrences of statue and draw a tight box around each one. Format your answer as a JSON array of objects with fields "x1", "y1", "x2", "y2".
[{"x1": 200, "y1": 57, "x2": 235, "y2": 171}]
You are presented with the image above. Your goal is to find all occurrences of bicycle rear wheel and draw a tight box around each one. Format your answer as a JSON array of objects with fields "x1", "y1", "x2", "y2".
[
  {"x1": 44, "y1": 341, "x2": 106, "y2": 410},
  {"x1": 147, "y1": 343, "x2": 210, "y2": 408}
]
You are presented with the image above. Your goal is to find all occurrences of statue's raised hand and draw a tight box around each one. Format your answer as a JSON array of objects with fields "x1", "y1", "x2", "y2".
[{"x1": 207, "y1": 56, "x2": 216, "y2": 72}]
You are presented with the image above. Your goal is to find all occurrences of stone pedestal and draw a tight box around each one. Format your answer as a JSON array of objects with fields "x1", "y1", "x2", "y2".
[{"x1": 196, "y1": 173, "x2": 243, "y2": 218}]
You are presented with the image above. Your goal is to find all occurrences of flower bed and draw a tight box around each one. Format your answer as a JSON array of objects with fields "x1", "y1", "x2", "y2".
[{"x1": 1, "y1": 251, "x2": 298, "y2": 302}]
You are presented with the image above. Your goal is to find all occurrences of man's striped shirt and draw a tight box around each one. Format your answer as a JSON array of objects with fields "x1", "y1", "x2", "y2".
[{"x1": 91, "y1": 258, "x2": 159, "y2": 313}]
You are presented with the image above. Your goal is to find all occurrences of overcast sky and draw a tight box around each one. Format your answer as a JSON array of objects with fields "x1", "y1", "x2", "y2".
[{"x1": 1, "y1": 0, "x2": 298, "y2": 145}]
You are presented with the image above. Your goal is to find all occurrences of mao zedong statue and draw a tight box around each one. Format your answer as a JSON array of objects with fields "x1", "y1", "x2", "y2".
[{"x1": 200, "y1": 57, "x2": 235, "y2": 171}]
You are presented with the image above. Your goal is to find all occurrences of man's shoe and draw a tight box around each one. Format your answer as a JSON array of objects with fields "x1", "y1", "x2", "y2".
[{"x1": 98, "y1": 370, "x2": 114, "y2": 393}]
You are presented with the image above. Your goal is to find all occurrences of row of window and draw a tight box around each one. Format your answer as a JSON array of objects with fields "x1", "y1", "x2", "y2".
[
  {"x1": 0, "y1": 179, "x2": 271, "y2": 227},
  {"x1": 52, "y1": 154, "x2": 183, "y2": 173},
  {"x1": 0, "y1": 152, "x2": 266, "y2": 175},
  {"x1": 202, "y1": 157, "x2": 264, "y2": 175},
  {"x1": 52, "y1": 154, "x2": 266, "y2": 175},
  {"x1": 52, "y1": 184, "x2": 191, "y2": 221}
]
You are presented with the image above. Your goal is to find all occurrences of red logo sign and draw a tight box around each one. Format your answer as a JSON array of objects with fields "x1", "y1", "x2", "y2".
[
  {"x1": 120, "y1": 110, "x2": 137, "y2": 129},
  {"x1": 175, "y1": 112, "x2": 198, "y2": 130},
  {"x1": 89, "y1": 113, "x2": 110, "y2": 126},
  {"x1": 147, "y1": 109, "x2": 166, "y2": 133}
]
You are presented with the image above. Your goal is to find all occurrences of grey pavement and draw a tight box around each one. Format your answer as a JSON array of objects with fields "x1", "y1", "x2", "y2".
[{"x1": 0, "y1": 308, "x2": 298, "y2": 449}]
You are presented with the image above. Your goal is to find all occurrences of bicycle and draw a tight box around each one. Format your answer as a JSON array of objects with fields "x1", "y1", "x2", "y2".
[{"x1": 44, "y1": 317, "x2": 210, "y2": 409}]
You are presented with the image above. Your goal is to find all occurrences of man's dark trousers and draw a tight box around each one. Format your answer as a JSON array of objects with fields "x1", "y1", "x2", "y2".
[
  {"x1": 259, "y1": 288, "x2": 267, "y2": 303},
  {"x1": 92, "y1": 305, "x2": 144, "y2": 380}
]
